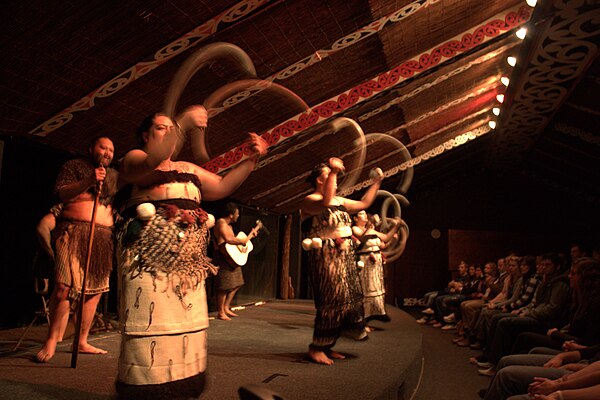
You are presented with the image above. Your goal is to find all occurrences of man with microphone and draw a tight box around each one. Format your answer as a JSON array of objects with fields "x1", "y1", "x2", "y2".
[{"x1": 36, "y1": 136, "x2": 118, "y2": 363}]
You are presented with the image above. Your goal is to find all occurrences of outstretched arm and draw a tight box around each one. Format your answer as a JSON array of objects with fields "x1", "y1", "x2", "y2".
[
  {"x1": 342, "y1": 168, "x2": 384, "y2": 214},
  {"x1": 197, "y1": 133, "x2": 267, "y2": 201}
]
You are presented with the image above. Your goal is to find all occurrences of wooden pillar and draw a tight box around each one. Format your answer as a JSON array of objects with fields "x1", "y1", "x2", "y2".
[{"x1": 279, "y1": 214, "x2": 293, "y2": 299}]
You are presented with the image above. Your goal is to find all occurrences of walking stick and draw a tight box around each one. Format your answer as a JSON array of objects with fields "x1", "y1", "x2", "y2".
[{"x1": 71, "y1": 177, "x2": 103, "y2": 368}]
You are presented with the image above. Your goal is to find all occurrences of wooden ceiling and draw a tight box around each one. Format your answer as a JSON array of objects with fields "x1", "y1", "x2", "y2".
[{"x1": 2, "y1": 0, "x2": 599, "y2": 214}]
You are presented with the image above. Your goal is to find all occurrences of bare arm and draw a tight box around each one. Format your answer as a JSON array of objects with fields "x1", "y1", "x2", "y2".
[
  {"x1": 214, "y1": 219, "x2": 249, "y2": 245},
  {"x1": 300, "y1": 159, "x2": 341, "y2": 218},
  {"x1": 341, "y1": 168, "x2": 384, "y2": 214},
  {"x1": 374, "y1": 219, "x2": 400, "y2": 243},
  {"x1": 35, "y1": 213, "x2": 56, "y2": 259},
  {"x1": 530, "y1": 360, "x2": 600, "y2": 396},
  {"x1": 119, "y1": 125, "x2": 178, "y2": 185},
  {"x1": 58, "y1": 166, "x2": 106, "y2": 202}
]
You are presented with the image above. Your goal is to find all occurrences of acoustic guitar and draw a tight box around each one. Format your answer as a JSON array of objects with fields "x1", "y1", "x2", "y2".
[{"x1": 224, "y1": 220, "x2": 263, "y2": 266}]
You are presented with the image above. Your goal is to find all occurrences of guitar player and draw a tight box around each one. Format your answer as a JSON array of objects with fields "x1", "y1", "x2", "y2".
[{"x1": 212, "y1": 203, "x2": 260, "y2": 320}]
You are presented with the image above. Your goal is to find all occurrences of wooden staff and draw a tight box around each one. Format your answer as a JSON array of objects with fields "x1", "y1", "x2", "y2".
[{"x1": 71, "y1": 177, "x2": 103, "y2": 368}]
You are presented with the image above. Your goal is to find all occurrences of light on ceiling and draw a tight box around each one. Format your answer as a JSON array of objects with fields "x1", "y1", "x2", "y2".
[
  {"x1": 501, "y1": 76, "x2": 510, "y2": 86},
  {"x1": 526, "y1": 0, "x2": 537, "y2": 7},
  {"x1": 507, "y1": 56, "x2": 517, "y2": 67},
  {"x1": 496, "y1": 94, "x2": 505, "y2": 103},
  {"x1": 492, "y1": 107, "x2": 501, "y2": 116},
  {"x1": 516, "y1": 27, "x2": 527, "y2": 39},
  {"x1": 488, "y1": 121, "x2": 497, "y2": 129}
]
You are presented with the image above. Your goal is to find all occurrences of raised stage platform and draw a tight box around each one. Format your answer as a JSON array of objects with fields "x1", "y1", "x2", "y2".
[{"x1": 0, "y1": 300, "x2": 423, "y2": 400}]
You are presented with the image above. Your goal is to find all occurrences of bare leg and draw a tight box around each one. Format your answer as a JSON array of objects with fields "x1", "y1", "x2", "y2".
[
  {"x1": 217, "y1": 290, "x2": 231, "y2": 320},
  {"x1": 36, "y1": 283, "x2": 70, "y2": 363},
  {"x1": 224, "y1": 288, "x2": 239, "y2": 317},
  {"x1": 308, "y1": 348, "x2": 333, "y2": 365},
  {"x1": 75, "y1": 293, "x2": 107, "y2": 354}
]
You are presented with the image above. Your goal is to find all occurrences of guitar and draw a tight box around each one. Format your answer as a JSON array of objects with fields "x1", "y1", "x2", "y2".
[{"x1": 224, "y1": 220, "x2": 263, "y2": 266}]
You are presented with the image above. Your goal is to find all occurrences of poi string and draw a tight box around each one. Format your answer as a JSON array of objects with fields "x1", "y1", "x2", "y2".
[
  {"x1": 163, "y1": 42, "x2": 257, "y2": 159},
  {"x1": 199, "y1": 78, "x2": 310, "y2": 163},
  {"x1": 384, "y1": 218, "x2": 410, "y2": 263},
  {"x1": 375, "y1": 190, "x2": 409, "y2": 262},
  {"x1": 329, "y1": 117, "x2": 366, "y2": 192},
  {"x1": 364, "y1": 133, "x2": 413, "y2": 195}
]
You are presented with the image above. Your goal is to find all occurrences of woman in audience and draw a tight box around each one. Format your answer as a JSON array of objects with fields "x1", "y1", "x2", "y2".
[
  {"x1": 477, "y1": 253, "x2": 570, "y2": 376},
  {"x1": 461, "y1": 256, "x2": 524, "y2": 348},
  {"x1": 511, "y1": 257, "x2": 600, "y2": 354}
]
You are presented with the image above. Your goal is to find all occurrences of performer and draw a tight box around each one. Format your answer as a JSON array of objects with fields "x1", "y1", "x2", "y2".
[
  {"x1": 213, "y1": 202, "x2": 260, "y2": 320},
  {"x1": 300, "y1": 157, "x2": 384, "y2": 365},
  {"x1": 35, "y1": 136, "x2": 118, "y2": 363},
  {"x1": 115, "y1": 106, "x2": 266, "y2": 398},
  {"x1": 352, "y1": 211, "x2": 401, "y2": 327}
]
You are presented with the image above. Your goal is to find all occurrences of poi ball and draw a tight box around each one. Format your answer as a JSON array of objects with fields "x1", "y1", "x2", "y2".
[
  {"x1": 206, "y1": 213, "x2": 215, "y2": 229},
  {"x1": 136, "y1": 203, "x2": 156, "y2": 220},
  {"x1": 302, "y1": 238, "x2": 313, "y2": 251},
  {"x1": 357, "y1": 260, "x2": 365, "y2": 269},
  {"x1": 369, "y1": 167, "x2": 383, "y2": 179},
  {"x1": 312, "y1": 238, "x2": 323, "y2": 249}
]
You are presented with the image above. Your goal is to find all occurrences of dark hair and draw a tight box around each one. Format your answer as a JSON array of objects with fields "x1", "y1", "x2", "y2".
[
  {"x1": 88, "y1": 135, "x2": 112, "y2": 152},
  {"x1": 540, "y1": 252, "x2": 563, "y2": 272},
  {"x1": 306, "y1": 163, "x2": 328, "y2": 188},
  {"x1": 224, "y1": 202, "x2": 239, "y2": 217},
  {"x1": 135, "y1": 112, "x2": 171, "y2": 148},
  {"x1": 520, "y1": 255, "x2": 537, "y2": 280}
]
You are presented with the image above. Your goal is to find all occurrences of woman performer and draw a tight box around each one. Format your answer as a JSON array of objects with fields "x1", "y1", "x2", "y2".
[
  {"x1": 300, "y1": 157, "x2": 384, "y2": 365},
  {"x1": 352, "y1": 211, "x2": 401, "y2": 327},
  {"x1": 115, "y1": 106, "x2": 266, "y2": 398}
]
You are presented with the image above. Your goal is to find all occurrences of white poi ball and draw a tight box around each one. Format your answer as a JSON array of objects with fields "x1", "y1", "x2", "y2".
[
  {"x1": 206, "y1": 213, "x2": 215, "y2": 229},
  {"x1": 136, "y1": 203, "x2": 156, "y2": 220},
  {"x1": 312, "y1": 238, "x2": 323, "y2": 249},
  {"x1": 369, "y1": 167, "x2": 383, "y2": 179},
  {"x1": 357, "y1": 260, "x2": 365, "y2": 269},
  {"x1": 302, "y1": 238, "x2": 313, "y2": 251}
]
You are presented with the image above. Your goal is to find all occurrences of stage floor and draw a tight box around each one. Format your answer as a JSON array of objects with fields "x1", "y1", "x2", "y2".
[{"x1": 0, "y1": 300, "x2": 423, "y2": 400}]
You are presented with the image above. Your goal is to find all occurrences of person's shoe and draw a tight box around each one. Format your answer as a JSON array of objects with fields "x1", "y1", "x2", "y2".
[
  {"x1": 416, "y1": 317, "x2": 429, "y2": 324},
  {"x1": 432, "y1": 322, "x2": 443, "y2": 328},
  {"x1": 456, "y1": 338, "x2": 471, "y2": 347},
  {"x1": 478, "y1": 388, "x2": 487, "y2": 399},
  {"x1": 477, "y1": 361, "x2": 493, "y2": 369},
  {"x1": 441, "y1": 324, "x2": 456, "y2": 330},
  {"x1": 470, "y1": 342, "x2": 482, "y2": 350},
  {"x1": 469, "y1": 355, "x2": 487, "y2": 365},
  {"x1": 478, "y1": 366, "x2": 495, "y2": 377},
  {"x1": 452, "y1": 336, "x2": 464, "y2": 344},
  {"x1": 443, "y1": 313, "x2": 456, "y2": 323},
  {"x1": 427, "y1": 319, "x2": 438, "y2": 325},
  {"x1": 422, "y1": 307, "x2": 435, "y2": 315}
]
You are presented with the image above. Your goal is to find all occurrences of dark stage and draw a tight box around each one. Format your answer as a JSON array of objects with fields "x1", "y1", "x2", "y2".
[{"x1": 0, "y1": 300, "x2": 423, "y2": 400}]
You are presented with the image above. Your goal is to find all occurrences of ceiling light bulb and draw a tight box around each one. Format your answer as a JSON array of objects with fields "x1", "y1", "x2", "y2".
[
  {"x1": 526, "y1": 0, "x2": 537, "y2": 7},
  {"x1": 492, "y1": 107, "x2": 501, "y2": 116},
  {"x1": 501, "y1": 76, "x2": 510, "y2": 86},
  {"x1": 516, "y1": 27, "x2": 527, "y2": 39},
  {"x1": 488, "y1": 121, "x2": 497, "y2": 129},
  {"x1": 496, "y1": 94, "x2": 505, "y2": 103},
  {"x1": 507, "y1": 56, "x2": 517, "y2": 67}
]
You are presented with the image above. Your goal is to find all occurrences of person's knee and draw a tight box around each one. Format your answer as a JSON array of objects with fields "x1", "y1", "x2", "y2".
[{"x1": 53, "y1": 284, "x2": 70, "y2": 301}]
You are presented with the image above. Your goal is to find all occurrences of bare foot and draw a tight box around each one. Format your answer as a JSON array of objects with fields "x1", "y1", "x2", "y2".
[
  {"x1": 365, "y1": 326, "x2": 373, "y2": 333},
  {"x1": 35, "y1": 340, "x2": 57, "y2": 363},
  {"x1": 308, "y1": 349, "x2": 333, "y2": 365},
  {"x1": 77, "y1": 343, "x2": 107, "y2": 355},
  {"x1": 225, "y1": 309, "x2": 238, "y2": 317},
  {"x1": 327, "y1": 350, "x2": 346, "y2": 360},
  {"x1": 217, "y1": 313, "x2": 231, "y2": 321}
]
